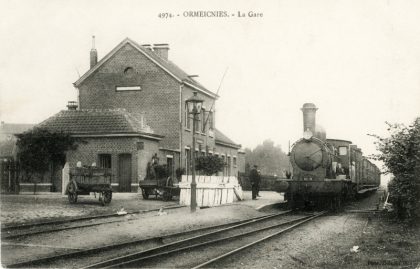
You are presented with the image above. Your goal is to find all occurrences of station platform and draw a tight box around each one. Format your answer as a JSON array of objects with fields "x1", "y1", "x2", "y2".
[{"x1": 0, "y1": 191, "x2": 284, "y2": 225}]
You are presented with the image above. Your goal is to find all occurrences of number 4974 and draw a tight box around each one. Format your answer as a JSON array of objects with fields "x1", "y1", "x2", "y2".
[{"x1": 158, "y1": 13, "x2": 174, "y2": 18}]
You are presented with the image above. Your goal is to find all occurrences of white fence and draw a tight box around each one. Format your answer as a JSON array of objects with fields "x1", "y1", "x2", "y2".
[{"x1": 179, "y1": 175, "x2": 243, "y2": 207}]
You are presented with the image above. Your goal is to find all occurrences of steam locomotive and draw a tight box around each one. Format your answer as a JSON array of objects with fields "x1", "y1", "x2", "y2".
[{"x1": 275, "y1": 103, "x2": 381, "y2": 209}]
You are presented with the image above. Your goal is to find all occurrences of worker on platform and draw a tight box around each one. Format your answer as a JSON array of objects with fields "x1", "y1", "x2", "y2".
[{"x1": 250, "y1": 165, "x2": 261, "y2": 200}]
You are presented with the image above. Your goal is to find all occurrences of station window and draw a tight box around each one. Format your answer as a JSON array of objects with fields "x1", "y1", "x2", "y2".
[
  {"x1": 208, "y1": 111, "x2": 214, "y2": 130},
  {"x1": 339, "y1": 147, "x2": 348, "y2": 156},
  {"x1": 184, "y1": 104, "x2": 191, "y2": 130},
  {"x1": 201, "y1": 109, "x2": 206, "y2": 133},
  {"x1": 98, "y1": 154, "x2": 112, "y2": 169},
  {"x1": 227, "y1": 156, "x2": 231, "y2": 176},
  {"x1": 233, "y1": 157, "x2": 237, "y2": 167}
]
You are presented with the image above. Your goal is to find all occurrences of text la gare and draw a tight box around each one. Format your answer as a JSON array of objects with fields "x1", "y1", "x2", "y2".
[{"x1": 238, "y1": 11, "x2": 263, "y2": 18}]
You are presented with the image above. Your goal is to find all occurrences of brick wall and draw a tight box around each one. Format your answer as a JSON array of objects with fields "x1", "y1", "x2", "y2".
[
  {"x1": 237, "y1": 151, "x2": 246, "y2": 174},
  {"x1": 76, "y1": 42, "x2": 236, "y2": 179},
  {"x1": 137, "y1": 138, "x2": 160, "y2": 183},
  {"x1": 78, "y1": 43, "x2": 181, "y2": 150},
  {"x1": 180, "y1": 86, "x2": 219, "y2": 172},
  {"x1": 66, "y1": 136, "x2": 159, "y2": 192},
  {"x1": 214, "y1": 144, "x2": 240, "y2": 177}
]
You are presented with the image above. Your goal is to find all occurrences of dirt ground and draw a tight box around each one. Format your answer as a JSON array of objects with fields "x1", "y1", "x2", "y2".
[
  {"x1": 216, "y1": 189, "x2": 420, "y2": 269},
  {"x1": 0, "y1": 191, "x2": 283, "y2": 266},
  {"x1": 0, "y1": 191, "x2": 283, "y2": 225},
  {"x1": 0, "y1": 192, "x2": 177, "y2": 225},
  {"x1": 2, "y1": 190, "x2": 419, "y2": 268}
]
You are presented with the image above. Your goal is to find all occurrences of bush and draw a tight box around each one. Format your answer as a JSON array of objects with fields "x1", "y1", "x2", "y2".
[
  {"x1": 195, "y1": 155, "x2": 225, "y2": 176},
  {"x1": 154, "y1": 164, "x2": 169, "y2": 179},
  {"x1": 371, "y1": 118, "x2": 420, "y2": 220}
]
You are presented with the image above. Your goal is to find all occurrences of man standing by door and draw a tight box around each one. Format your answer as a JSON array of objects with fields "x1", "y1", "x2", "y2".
[{"x1": 250, "y1": 165, "x2": 261, "y2": 200}]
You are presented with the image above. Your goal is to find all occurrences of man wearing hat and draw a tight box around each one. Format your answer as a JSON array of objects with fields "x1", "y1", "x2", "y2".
[{"x1": 249, "y1": 165, "x2": 261, "y2": 200}]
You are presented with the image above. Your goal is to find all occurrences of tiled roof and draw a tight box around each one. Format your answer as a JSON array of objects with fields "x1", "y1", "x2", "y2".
[
  {"x1": 36, "y1": 109, "x2": 162, "y2": 139},
  {"x1": 215, "y1": 128, "x2": 241, "y2": 149},
  {"x1": 74, "y1": 38, "x2": 218, "y2": 98},
  {"x1": 0, "y1": 123, "x2": 35, "y2": 135}
]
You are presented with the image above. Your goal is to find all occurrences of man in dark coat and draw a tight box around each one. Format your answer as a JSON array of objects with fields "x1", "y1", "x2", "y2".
[{"x1": 249, "y1": 165, "x2": 261, "y2": 200}]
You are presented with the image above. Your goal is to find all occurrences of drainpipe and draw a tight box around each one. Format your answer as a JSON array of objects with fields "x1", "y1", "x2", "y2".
[{"x1": 179, "y1": 84, "x2": 183, "y2": 171}]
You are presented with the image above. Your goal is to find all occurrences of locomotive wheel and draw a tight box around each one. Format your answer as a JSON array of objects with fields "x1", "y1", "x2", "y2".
[
  {"x1": 101, "y1": 191, "x2": 112, "y2": 206},
  {"x1": 142, "y1": 188, "x2": 149, "y2": 200},
  {"x1": 67, "y1": 182, "x2": 78, "y2": 204}
]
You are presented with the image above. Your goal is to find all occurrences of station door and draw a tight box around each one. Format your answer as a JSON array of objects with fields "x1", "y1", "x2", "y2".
[{"x1": 118, "y1": 154, "x2": 132, "y2": 192}]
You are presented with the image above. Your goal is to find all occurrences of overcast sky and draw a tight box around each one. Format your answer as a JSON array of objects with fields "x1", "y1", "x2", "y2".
[{"x1": 1, "y1": 0, "x2": 420, "y2": 171}]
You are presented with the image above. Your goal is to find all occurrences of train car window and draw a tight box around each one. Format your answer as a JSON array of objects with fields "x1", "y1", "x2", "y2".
[{"x1": 339, "y1": 146, "x2": 347, "y2": 156}]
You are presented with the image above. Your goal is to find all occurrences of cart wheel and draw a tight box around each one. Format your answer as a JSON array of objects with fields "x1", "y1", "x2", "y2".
[
  {"x1": 101, "y1": 191, "x2": 112, "y2": 206},
  {"x1": 142, "y1": 188, "x2": 149, "y2": 200},
  {"x1": 67, "y1": 182, "x2": 78, "y2": 204}
]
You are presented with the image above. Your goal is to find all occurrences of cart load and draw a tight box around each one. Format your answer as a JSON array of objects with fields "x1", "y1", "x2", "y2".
[{"x1": 139, "y1": 177, "x2": 179, "y2": 201}]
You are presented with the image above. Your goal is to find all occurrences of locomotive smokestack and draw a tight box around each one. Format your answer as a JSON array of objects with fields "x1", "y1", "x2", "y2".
[{"x1": 301, "y1": 103, "x2": 318, "y2": 134}]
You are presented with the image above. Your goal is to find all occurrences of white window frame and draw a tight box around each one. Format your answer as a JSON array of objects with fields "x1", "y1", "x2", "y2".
[{"x1": 116, "y1": 86, "x2": 141, "y2": 91}]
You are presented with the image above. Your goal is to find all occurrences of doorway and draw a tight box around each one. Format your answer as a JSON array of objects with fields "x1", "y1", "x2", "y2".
[{"x1": 118, "y1": 154, "x2": 132, "y2": 192}]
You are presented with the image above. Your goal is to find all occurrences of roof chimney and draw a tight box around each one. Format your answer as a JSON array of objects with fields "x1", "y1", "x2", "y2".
[
  {"x1": 90, "y1": 36, "x2": 98, "y2": 68},
  {"x1": 67, "y1": 101, "x2": 78, "y2": 110},
  {"x1": 141, "y1": 44, "x2": 152, "y2": 50},
  {"x1": 153, "y1": 44, "x2": 169, "y2": 60}
]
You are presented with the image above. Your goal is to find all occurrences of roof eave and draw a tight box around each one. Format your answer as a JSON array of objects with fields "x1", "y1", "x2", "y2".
[
  {"x1": 68, "y1": 132, "x2": 163, "y2": 141},
  {"x1": 182, "y1": 81, "x2": 219, "y2": 99},
  {"x1": 215, "y1": 140, "x2": 241, "y2": 149}
]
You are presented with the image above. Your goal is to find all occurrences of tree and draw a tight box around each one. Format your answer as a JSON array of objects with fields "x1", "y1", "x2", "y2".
[
  {"x1": 195, "y1": 155, "x2": 225, "y2": 176},
  {"x1": 245, "y1": 140, "x2": 289, "y2": 176},
  {"x1": 16, "y1": 128, "x2": 78, "y2": 193},
  {"x1": 370, "y1": 118, "x2": 420, "y2": 220}
]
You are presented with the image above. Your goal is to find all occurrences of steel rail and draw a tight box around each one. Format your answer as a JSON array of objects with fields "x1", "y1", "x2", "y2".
[
  {"x1": 5, "y1": 211, "x2": 290, "y2": 268},
  {"x1": 2, "y1": 219, "x2": 125, "y2": 240},
  {"x1": 192, "y1": 211, "x2": 328, "y2": 269},
  {"x1": 85, "y1": 212, "x2": 312, "y2": 268},
  {"x1": 82, "y1": 211, "x2": 295, "y2": 268},
  {"x1": 1, "y1": 204, "x2": 182, "y2": 231}
]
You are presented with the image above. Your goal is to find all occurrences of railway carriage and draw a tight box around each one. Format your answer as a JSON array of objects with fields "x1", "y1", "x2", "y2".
[{"x1": 275, "y1": 103, "x2": 380, "y2": 209}]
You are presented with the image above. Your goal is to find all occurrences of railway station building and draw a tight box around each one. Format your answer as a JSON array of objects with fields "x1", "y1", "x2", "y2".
[{"x1": 30, "y1": 37, "x2": 243, "y2": 193}]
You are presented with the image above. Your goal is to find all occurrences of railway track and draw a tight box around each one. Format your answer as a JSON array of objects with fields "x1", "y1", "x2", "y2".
[
  {"x1": 83, "y1": 211, "x2": 327, "y2": 268},
  {"x1": 1, "y1": 204, "x2": 182, "y2": 240},
  {"x1": 5, "y1": 211, "x2": 293, "y2": 268}
]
